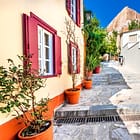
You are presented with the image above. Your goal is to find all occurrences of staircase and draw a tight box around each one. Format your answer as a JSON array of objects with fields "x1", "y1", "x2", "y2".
[{"x1": 54, "y1": 62, "x2": 137, "y2": 124}]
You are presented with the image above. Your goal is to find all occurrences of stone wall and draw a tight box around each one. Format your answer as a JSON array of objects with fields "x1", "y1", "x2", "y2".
[{"x1": 107, "y1": 6, "x2": 140, "y2": 33}]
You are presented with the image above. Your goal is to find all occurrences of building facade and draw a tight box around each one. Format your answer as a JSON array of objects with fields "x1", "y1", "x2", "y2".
[
  {"x1": 107, "y1": 6, "x2": 140, "y2": 58},
  {"x1": 120, "y1": 29, "x2": 140, "y2": 73},
  {"x1": 0, "y1": 0, "x2": 84, "y2": 139}
]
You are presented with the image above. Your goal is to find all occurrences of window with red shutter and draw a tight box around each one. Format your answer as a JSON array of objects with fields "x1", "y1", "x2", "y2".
[
  {"x1": 22, "y1": 13, "x2": 62, "y2": 77},
  {"x1": 65, "y1": 0, "x2": 81, "y2": 27},
  {"x1": 68, "y1": 42, "x2": 80, "y2": 74}
]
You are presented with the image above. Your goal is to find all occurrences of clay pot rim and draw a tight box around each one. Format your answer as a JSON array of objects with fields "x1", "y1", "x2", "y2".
[{"x1": 18, "y1": 120, "x2": 52, "y2": 139}]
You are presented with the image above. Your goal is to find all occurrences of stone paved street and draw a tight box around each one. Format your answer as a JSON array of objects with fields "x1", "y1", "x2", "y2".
[{"x1": 54, "y1": 61, "x2": 140, "y2": 140}]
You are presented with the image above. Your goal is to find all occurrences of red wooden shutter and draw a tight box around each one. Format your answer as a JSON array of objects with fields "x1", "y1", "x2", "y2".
[
  {"x1": 22, "y1": 14, "x2": 30, "y2": 69},
  {"x1": 28, "y1": 17, "x2": 38, "y2": 71},
  {"x1": 76, "y1": 0, "x2": 81, "y2": 27},
  {"x1": 76, "y1": 47, "x2": 80, "y2": 73},
  {"x1": 22, "y1": 14, "x2": 38, "y2": 72},
  {"x1": 22, "y1": 14, "x2": 38, "y2": 71},
  {"x1": 66, "y1": 0, "x2": 71, "y2": 15},
  {"x1": 54, "y1": 35, "x2": 62, "y2": 75},
  {"x1": 22, "y1": 14, "x2": 30, "y2": 57}
]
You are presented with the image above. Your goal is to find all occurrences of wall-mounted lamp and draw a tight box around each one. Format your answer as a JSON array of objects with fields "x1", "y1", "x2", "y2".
[{"x1": 85, "y1": 10, "x2": 92, "y2": 22}]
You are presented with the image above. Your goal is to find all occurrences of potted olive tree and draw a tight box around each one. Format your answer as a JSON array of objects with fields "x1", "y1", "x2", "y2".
[
  {"x1": 64, "y1": 19, "x2": 81, "y2": 104},
  {"x1": 84, "y1": 54, "x2": 97, "y2": 89},
  {"x1": 0, "y1": 55, "x2": 53, "y2": 140}
]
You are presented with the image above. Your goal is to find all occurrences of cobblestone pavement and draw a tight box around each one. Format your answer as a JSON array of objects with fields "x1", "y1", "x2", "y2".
[
  {"x1": 54, "y1": 122, "x2": 140, "y2": 140},
  {"x1": 54, "y1": 61, "x2": 140, "y2": 140}
]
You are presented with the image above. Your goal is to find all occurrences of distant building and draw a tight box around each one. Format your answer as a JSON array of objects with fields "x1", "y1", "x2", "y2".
[
  {"x1": 109, "y1": 7, "x2": 140, "y2": 72},
  {"x1": 107, "y1": 6, "x2": 140, "y2": 55},
  {"x1": 120, "y1": 29, "x2": 140, "y2": 73}
]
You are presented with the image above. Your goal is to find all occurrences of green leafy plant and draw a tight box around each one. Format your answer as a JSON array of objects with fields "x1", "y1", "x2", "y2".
[
  {"x1": 0, "y1": 55, "x2": 50, "y2": 137},
  {"x1": 106, "y1": 30, "x2": 118, "y2": 59},
  {"x1": 83, "y1": 16, "x2": 105, "y2": 78},
  {"x1": 128, "y1": 19, "x2": 140, "y2": 30}
]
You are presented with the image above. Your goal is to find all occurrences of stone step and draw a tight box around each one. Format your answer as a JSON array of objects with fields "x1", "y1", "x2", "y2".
[
  {"x1": 54, "y1": 104, "x2": 118, "y2": 118},
  {"x1": 54, "y1": 104, "x2": 140, "y2": 119},
  {"x1": 92, "y1": 73, "x2": 126, "y2": 85}
]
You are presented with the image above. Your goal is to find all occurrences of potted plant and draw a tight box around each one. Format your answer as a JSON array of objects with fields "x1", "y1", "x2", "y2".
[
  {"x1": 0, "y1": 55, "x2": 53, "y2": 140},
  {"x1": 83, "y1": 54, "x2": 98, "y2": 89},
  {"x1": 64, "y1": 73, "x2": 81, "y2": 104},
  {"x1": 83, "y1": 15, "x2": 106, "y2": 88},
  {"x1": 93, "y1": 57, "x2": 102, "y2": 74},
  {"x1": 83, "y1": 69, "x2": 92, "y2": 89},
  {"x1": 83, "y1": 15, "x2": 107, "y2": 75},
  {"x1": 64, "y1": 19, "x2": 81, "y2": 104}
]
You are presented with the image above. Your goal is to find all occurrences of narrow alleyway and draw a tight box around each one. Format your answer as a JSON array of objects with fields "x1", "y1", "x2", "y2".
[{"x1": 53, "y1": 61, "x2": 140, "y2": 140}]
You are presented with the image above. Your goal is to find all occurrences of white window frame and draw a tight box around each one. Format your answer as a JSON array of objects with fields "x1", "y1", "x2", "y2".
[
  {"x1": 129, "y1": 34, "x2": 137, "y2": 43},
  {"x1": 72, "y1": 46, "x2": 77, "y2": 73},
  {"x1": 38, "y1": 26, "x2": 53, "y2": 76},
  {"x1": 71, "y1": 0, "x2": 76, "y2": 22}
]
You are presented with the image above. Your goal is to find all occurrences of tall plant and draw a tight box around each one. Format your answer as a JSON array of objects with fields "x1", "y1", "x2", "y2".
[
  {"x1": 0, "y1": 55, "x2": 50, "y2": 136},
  {"x1": 83, "y1": 15, "x2": 106, "y2": 72},
  {"x1": 106, "y1": 30, "x2": 118, "y2": 58},
  {"x1": 65, "y1": 18, "x2": 79, "y2": 90}
]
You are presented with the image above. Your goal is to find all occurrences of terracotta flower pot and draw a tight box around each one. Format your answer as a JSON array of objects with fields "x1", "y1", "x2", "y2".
[
  {"x1": 94, "y1": 66, "x2": 101, "y2": 73},
  {"x1": 18, "y1": 121, "x2": 53, "y2": 140},
  {"x1": 83, "y1": 80, "x2": 92, "y2": 89},
  {"x1": 65, "y1": 88, "x2": 80, "y2": 104}
]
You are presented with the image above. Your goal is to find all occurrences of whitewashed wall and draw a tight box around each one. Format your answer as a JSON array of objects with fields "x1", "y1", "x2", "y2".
[{"x1": 120, "y1": 30, "x2": 140, "y2": 73}]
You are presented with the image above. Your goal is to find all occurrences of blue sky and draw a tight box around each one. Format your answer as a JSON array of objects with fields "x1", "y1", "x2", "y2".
[{"x1": 84, "y1": 0, "x2": 140, "y2": 28}]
